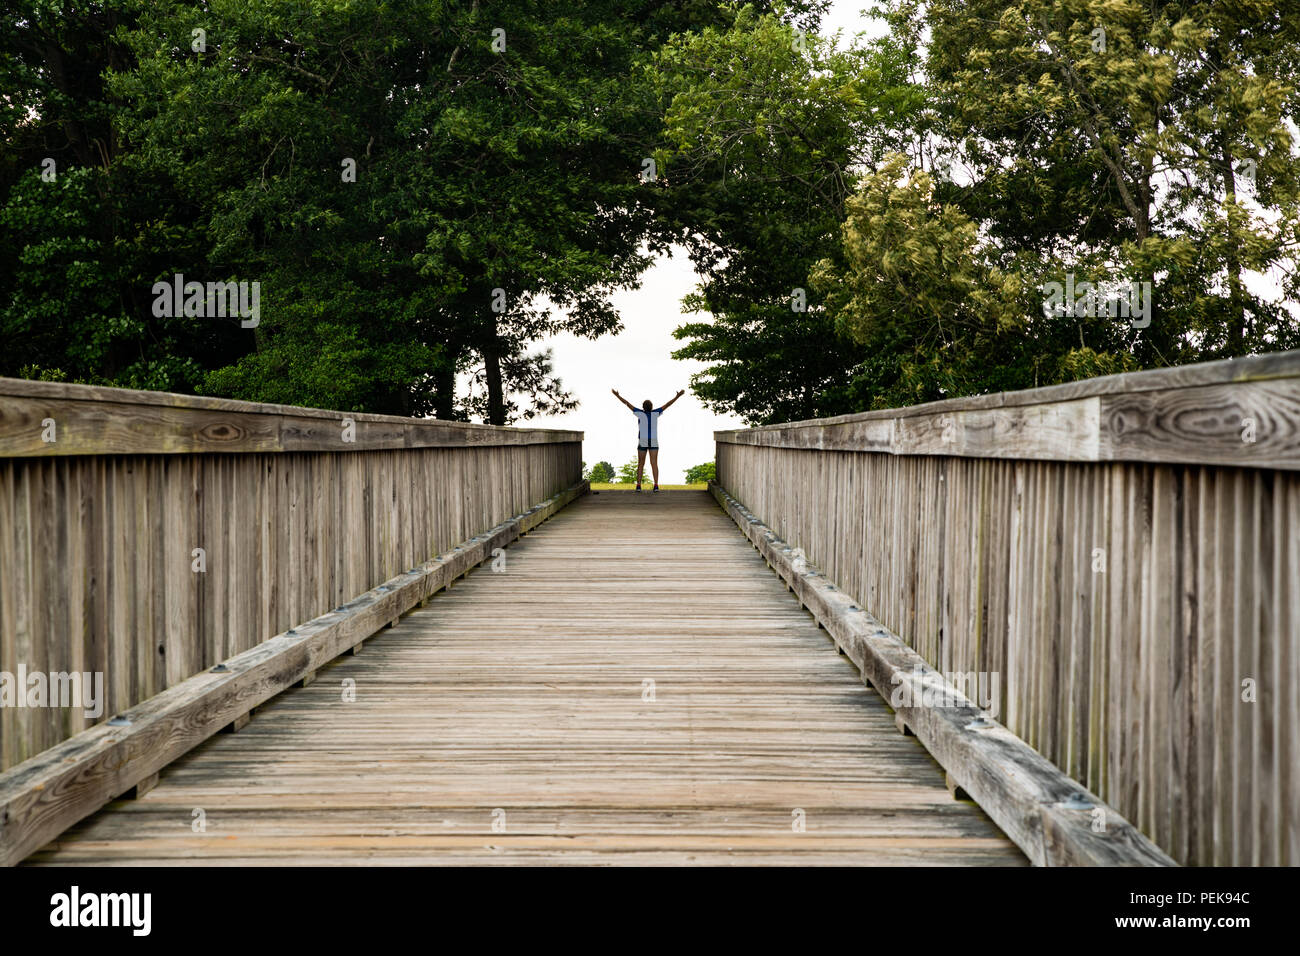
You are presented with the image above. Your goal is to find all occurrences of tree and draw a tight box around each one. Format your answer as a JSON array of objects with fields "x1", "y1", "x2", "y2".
[
  {"x1": 649, "y1": 5, "x2": 926, "y2": 423},
  {"x1": 652, "y1": 1, "x2": 1300, "y2": 419},
  {"x1": 684, "y1": 461, "x2": 716, "y2": 484},
  {"x1": 586, "y1": 461, "x2": 615, "y2": 482},
  {"x1": 0, "y1": 0, "x2": 243, "y2": 393},
  {"x1": 616, "y1": 459, "x2": 641, "y2": 483},
  {"x1": 810, "y1": 154, "x2": 1035, "y2": 406},
  {"x1": 106, "y1": 0, "x2": 666, "y2": 418},
  {"x1": 907, "y1": 0, "x2": 1300, "y2": 370},
  {"x1": 4, "y1": 0, "x2": 821, "y2": 420}
]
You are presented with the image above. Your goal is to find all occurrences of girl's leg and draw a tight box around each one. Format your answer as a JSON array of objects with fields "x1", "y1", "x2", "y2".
[
  {"x1": 649, "y1": 449, "x2": 660, "y2": 486},
  {"x1": 636, "y1": 448, "x2": 647, "y2": 486}
]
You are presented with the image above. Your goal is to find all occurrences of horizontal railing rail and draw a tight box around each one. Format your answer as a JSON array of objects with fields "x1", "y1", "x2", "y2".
[
  {"x1": 716, "y1": 351, "x2": 1300, "y2": 469},
  {"x1": 0, "y1": 378, "x2": 581, "y2": 455}
]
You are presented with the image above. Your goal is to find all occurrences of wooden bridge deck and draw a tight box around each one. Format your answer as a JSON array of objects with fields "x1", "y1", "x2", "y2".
[{"x1": 27, "y1": 490, "x2": 1024, "y2": 865}]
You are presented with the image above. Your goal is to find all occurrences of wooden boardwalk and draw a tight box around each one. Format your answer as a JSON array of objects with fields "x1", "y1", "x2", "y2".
[{"x1": 27, "y1": 490, "x2": 1024, "y2": 865}]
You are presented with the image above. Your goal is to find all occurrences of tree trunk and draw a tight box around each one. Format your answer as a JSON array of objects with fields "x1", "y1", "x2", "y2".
[
  {"x1": 1221, "y1": 138, "x2": 1247, "y2": 356},
  {"x1": 1133, "y1": 138, "x2": 1159, "y2": 366},
  {"x1": 484, "y1": 345, "x2": 505, "y2": 426},
  {"x1": 433, "y1": 359, "x2": 456, "y2": 420},
  {"x1": 43, "y1": 44, "x2": 95, "y2": 170}
]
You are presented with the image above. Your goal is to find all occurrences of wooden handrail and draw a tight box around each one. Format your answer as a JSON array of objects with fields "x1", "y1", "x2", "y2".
[
  {"x1": 715, "y1": 349, "x2": 1300, "y2": 469},
  {"x1": 0, "y1": 376, "x2": 582, "y2": 456}
]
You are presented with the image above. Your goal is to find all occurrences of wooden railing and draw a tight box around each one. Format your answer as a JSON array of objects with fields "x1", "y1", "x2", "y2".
[
  {"x1": 715, "y1": 351, "x2": 1300, "y2": 867},
  {"x1": 0, "y1": 378, "x2": 582, "y2": 773}
]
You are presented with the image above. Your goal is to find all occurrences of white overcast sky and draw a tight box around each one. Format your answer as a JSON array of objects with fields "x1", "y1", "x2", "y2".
[{"x1": 524, "y1": 2, "x2": 886, "y2": 481}]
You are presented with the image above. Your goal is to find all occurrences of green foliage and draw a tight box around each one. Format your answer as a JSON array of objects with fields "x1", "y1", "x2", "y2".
[
  {"x1": 0, "y1": 0, "x2": 233, "y2": 393},
  {"x1": 586, "y1": 461, "x2": 615, "y2": 483},
  {"x1": 105, "y1": 0, "x2": 676, "y2": 418},
  {"x1": 649, "y1": 5, "x2": 927, "y2": 423},
  {"x1": 904, "y1": 0, "x2": 1300, "y2": 367},
  {"x1": 654, "y1": 0, "x2": 1300, "y2": 420},
  {"x1": 684, "y1": 461, "x2": 716, "y2": 484},
  {"x1": 616, "y1": 459, "x2": 641, "y2": 483},
  {"x1": 4, "y1": 0, "x2": 1296, "y2": 427},
  {"x1": 2, "y1": 0, "x2": 820, "y2": 418},
  {"x1": 810, "y1": 154, "x2": 1034, "y2": 406}
]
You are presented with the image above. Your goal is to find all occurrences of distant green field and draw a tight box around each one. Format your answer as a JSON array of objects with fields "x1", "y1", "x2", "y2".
[{"x1": 590, "y1": 482, "x2": 707, "y2": 491}]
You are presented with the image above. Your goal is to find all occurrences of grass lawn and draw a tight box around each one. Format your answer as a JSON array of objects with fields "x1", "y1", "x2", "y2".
[{"x1": 589, "y1": 482, "x2": 707, "y2": 491}]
